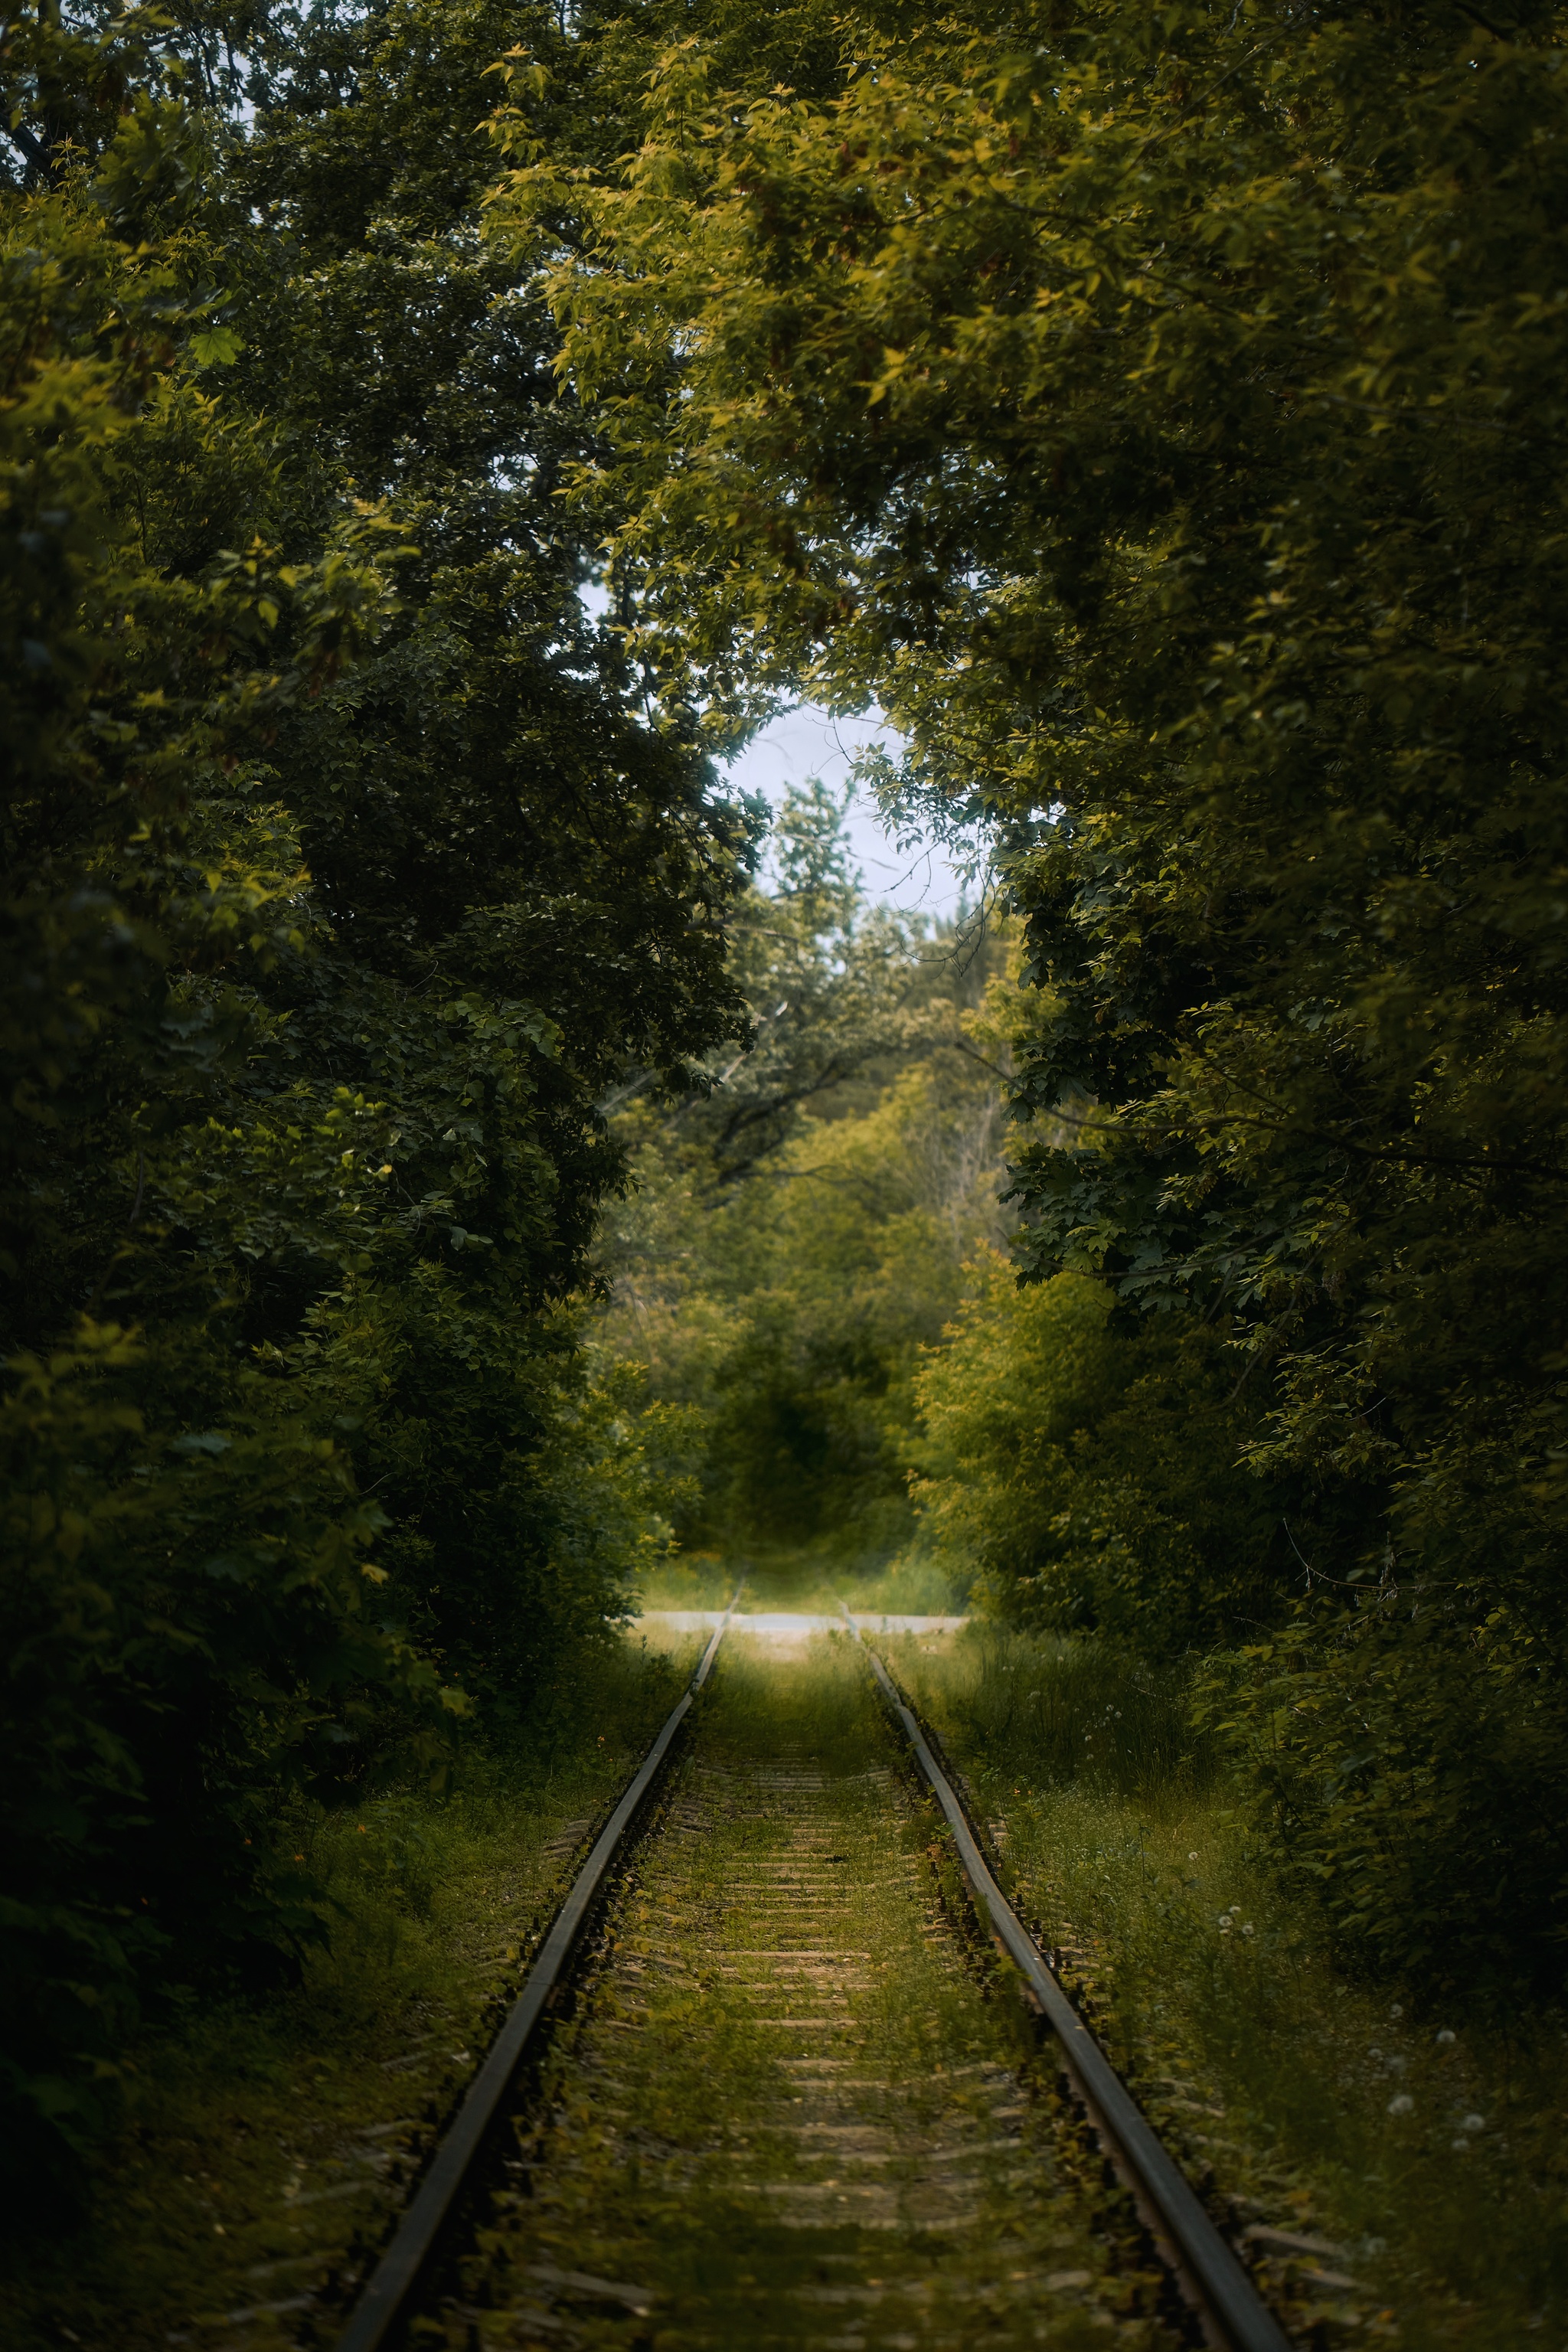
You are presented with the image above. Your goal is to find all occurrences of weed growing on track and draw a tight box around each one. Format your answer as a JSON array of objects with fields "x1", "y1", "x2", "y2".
[
  {"x1": 0, "y1": 1638, "x2": 702, "y2": 2352},
  {"x1": 891, "y1": 1625, "x2": 1568, "y2": 2349},
  {"x1": 449, "y1": 1635, "x2": 1185, "y2": 2350}
]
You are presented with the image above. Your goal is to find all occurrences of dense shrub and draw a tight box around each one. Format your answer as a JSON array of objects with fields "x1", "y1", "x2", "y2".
[
  {"x1": 1200, "y1": 1598, "x2": 1568, "y2": 1998},
  {"x1": 910, "y1": 1255, "x2": 1280, "y2": 1651},
  {"x1": 1, "y1": 0, "x2": 743, "y2": 2178}
]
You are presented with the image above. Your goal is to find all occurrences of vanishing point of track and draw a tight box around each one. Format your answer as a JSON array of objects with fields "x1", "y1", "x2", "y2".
[{"x1": 336, "y1": 1606, "x2": 1292, "y2": 2352}]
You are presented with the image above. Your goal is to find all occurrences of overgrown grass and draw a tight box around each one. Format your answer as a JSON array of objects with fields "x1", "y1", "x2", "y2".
[
  {"x1": 441, "y1": 1630, "x2": 1182, "y2": 2350},
  {"x1": 634, "y1": 1545, "x2": 747, "y2": 1609},
  {"x1": 888, "y1": 1625, "x2": 1568, "y2": 2348},
  {"x1": 636, "y1": 1540, "x2": 969, "y2": 1616},
  {"x1": 844, "y1": 1548, "x2": 972, "y2": 1616},
  {"x1": 0, "y1": 1636, "x2": 702, "y2": 2352},
  {"x1": 903, "y1": 1624, "x2": 1206, "y2": 1795}
]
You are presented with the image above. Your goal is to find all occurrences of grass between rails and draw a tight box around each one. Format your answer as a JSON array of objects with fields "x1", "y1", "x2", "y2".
[
  {"x1": 17, "y1": 1555, "x2": 1563, "y2": 2352},
  {"x1": 439, "y1": 1634, "x2": 1186, "y2": 2350},
  {"x1": 1, "y1": 1637, "x2": 704, "y2": 2352},
  {"x1": 886, "y1": 1625, "x2": 1568, "y2": 2350}
]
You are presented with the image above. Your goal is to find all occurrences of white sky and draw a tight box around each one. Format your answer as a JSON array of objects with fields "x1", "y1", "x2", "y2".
[
  {"x1": 723, "y1": 704, "x2": 969, "y2": 919},
  {"x1": 577, "y1": 583, "x2": 970, "y2": 916}
]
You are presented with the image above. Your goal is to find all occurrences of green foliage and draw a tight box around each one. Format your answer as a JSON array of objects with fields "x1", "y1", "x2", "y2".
[
  {"x1": 900, "y1": 1628, "x2": 1568, "y2": 2346},
  {"x1": 503, "y1": 0, "x2": 1568, "y2": 1987},
  {"x1": 602, "y1": 788, "x2": 1008, "y2": 1552},
  {"x1": 1200, "y1": 1596, "x2": 1568, "y2": 1996},
  {"x1": 634, "y1": 779, "x2": 931, "y2": 1181},
  {"x1": 689, "y1": 1065, "x2": 997, "y2": 1547},
  {"x1": 910, "y1": 1257, "x2": 1279, "y2": 1651},
  {"x1": 1, "y1": 0, "x2": 744, "y2": 2179},
  {"x1": 897, "y1": 1625, "x2": 1204, "y2": 1804},
  {"x1": 1, "y1": 1321, "x2": 451, "y2": 2168}
]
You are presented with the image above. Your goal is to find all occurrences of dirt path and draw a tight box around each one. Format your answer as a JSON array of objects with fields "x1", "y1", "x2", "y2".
[{"x1": 436, "y1": 1640, "x2": 1180, "y2": 2350}]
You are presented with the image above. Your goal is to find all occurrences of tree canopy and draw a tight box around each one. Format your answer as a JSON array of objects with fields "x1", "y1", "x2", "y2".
[
  {"x1": 495, "y1": 0, "x2": 1568, "y2": 1985},
  {"x1": 11, "y1": 0, "x2": 1568, "y2": 2195},
  {"x1": 2, "y1": 0, "x2": 747, "y2": 2180},
  {"x1": 599, "y1": 785, "x2": 1009, "y2": 1553}
]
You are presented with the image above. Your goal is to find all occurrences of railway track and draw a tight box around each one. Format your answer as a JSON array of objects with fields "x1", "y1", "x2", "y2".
[{"x1": 335, "y1": 1618, "x2": 1292, "y2": 2352}]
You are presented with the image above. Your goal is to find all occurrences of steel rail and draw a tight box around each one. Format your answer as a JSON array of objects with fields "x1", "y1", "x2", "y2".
[
  {"x1": 840, "y1": 1609, "x2": 1293, "y2": 2352},
  {"x1": 335, "y1": 1589, "x2": 742, "y2": 2352}
]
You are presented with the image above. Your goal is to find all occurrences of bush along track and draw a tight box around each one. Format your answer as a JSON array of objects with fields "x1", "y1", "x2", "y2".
[
  {"x1": 888, "y1": 1624, "x2": 1568, "y2": 2348},
  {"x1": 0, "y1": 1640, "x2": 704, "y2": 2352}
]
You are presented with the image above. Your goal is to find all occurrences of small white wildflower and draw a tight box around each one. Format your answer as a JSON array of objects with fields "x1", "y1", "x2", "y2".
[
  {"x1": 1387, "y1": 2092, "x2": 1414, "y2": 2118},
  {"x1": 1435, "y1": 2028, "x2": 1456, "y2": 2046}
]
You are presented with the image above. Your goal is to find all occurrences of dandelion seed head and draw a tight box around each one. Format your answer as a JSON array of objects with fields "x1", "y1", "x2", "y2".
[
  {"x1": 1462, "y1": 2112, "x2": 1485, "y2": 2132},
  {"x1": 1387, "y1": 2092, "x2": 1413, "y2": 2117},
  {"x1": 1436, "y1": 2028, "x2": 1456, "y2": 2045}
]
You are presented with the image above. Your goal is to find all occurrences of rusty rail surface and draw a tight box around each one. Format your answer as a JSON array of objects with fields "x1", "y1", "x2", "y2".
[{"x1": 335, "y1": 1591, "x2": 740, "y2": 2352}]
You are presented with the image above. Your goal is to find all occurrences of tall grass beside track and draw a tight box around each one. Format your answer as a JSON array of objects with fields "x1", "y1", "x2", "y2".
[
  {"x1": 15, "y1": 1590, "x2": 1568, "y2": 2350},
  {"x1": 0, "y1": 1637, "x2": 703, "y2": 2352},
  {"x1": 887, "y1": 1626, "x2": 1568, "y2": 2349},
  {"x1": 439, "y1": 1630, "x2": 1184, "y2": 2352}
]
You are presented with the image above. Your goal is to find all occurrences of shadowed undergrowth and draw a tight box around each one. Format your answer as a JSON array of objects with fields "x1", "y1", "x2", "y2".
[
  {"x1": 0, "y1": 1639, "x2": 701, "y2": 2352},
  {"x1": 16, "y1": 1599, "x2": 1568, "y2": 2351},
  {"x1": 890, "y1": 1625, "x2": 1568, "y2": 2350}
]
